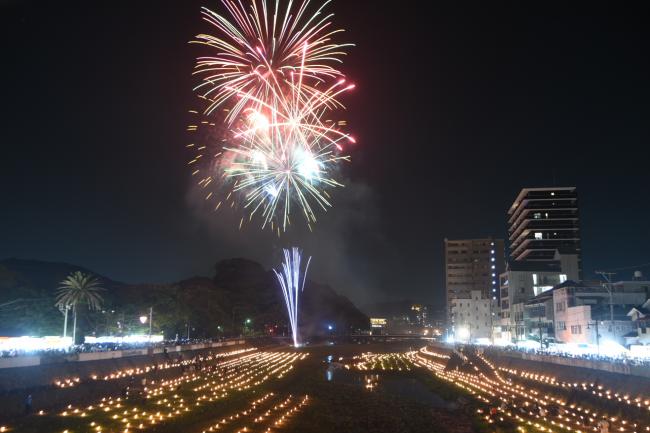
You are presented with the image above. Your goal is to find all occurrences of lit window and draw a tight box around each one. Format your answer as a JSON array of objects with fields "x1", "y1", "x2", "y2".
[
  {"x1": 533, "y1": 212, "x2": 541, "y2": 219},
  {"x1": 551, "y1": 192, "x2": 555, "y2": 196},
  {"x1": 532, "y1": 274, "x2": 538, "y2": 285},
  {"x1": 559, "y1": 274, "x2": 567, "y2": 283},
  {"x1": 534, "y1": 232, "x2": 543, "y2": 240}
]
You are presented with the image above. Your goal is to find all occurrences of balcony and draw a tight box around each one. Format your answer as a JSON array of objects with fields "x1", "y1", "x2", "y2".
[{"x1": 508, "y1": 199, "x2": 578, "y2": 224}]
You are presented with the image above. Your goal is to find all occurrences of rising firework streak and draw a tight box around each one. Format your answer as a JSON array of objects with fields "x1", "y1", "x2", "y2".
[{"x1": 273, "y1": 247, "x2": 311, "y2": 347}]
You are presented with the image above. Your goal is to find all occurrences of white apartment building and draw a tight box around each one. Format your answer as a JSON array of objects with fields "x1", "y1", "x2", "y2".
[
  {"x1": 451, "y1": 290, "x2": 492, "y2": 342},
  {"x1": 497, "y1": 252, "x2": 578, "y2": 342},
  {"x1": 552, "y1": 280, "x2": 648, "y2": 346}
]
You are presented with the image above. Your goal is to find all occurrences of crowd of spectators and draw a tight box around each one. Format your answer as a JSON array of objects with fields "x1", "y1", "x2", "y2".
[
  {"x1": 483, "y1": 344, "x2": 650, "y2": 367},
  {"x1": 0, "y1": 337, "x2": 230, "y2": 359}
]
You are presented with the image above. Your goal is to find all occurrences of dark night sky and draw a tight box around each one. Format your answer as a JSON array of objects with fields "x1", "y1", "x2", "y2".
[{"x1": 1, "y1": 1, "x2": 649, "y2": 307}]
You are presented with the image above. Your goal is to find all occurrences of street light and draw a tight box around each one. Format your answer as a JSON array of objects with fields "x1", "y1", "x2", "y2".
[
  {"x1": 139, "y1": 315, "x2": 148, "y2": 324},
  {"x1": 457, "y1": 326, "x2": 470, "y2": 342}
]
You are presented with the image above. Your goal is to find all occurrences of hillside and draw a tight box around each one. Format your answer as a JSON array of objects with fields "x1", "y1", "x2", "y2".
[{"x1": 0, "y1": 258, "x2": 368, "y2": 339}]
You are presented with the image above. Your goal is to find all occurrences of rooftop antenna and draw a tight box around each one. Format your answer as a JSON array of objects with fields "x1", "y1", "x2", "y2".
[{"x1": 595, "y1": 271, "x2": 616, "y2": 329}]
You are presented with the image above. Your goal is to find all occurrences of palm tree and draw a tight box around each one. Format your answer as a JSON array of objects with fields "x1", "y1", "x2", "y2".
[{"x1": 55, "y1": 271, "x2": 104, "y2": 344}]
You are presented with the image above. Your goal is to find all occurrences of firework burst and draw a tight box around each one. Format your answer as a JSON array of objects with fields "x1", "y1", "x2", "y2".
[
  {"x1": 192, "y1": 0, "x2": 353, "y2": 124},
  {"x1": 188, "y1": 0, "x2": 355, "y2": 233}
]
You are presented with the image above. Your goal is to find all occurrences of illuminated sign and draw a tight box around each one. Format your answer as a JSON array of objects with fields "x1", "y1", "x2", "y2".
[{"x1": 370, "y1": 318, "x2": 387, "y2": 328}]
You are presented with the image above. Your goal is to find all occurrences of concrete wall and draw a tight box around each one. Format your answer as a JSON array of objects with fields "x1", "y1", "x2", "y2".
[
  {"x1": 0, "y1": 340, "x2": 254, "y2": 421},
  {"x1": 511, "y1": 350, "x2": 650, "y2": 379},
  {"x1": 490, "y1": 351, "x2": 650, "y2": 398},
  {"x1": 428, "y1": 342, "x2": 650, "y2": 397},
  {"x1": 0, "y1": 356, "x2": 41, "y2": 369},
  {"x1": 0, "y1": 340, "x2": 244, "y2": 370},
  {"x1": 0, "y1": 340, "x2": 248, "y2": 393}
]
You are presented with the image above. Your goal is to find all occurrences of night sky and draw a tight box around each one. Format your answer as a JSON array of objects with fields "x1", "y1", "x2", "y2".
[{"x1": 2, "y1": 2, "x2": 649, "y2": 307}]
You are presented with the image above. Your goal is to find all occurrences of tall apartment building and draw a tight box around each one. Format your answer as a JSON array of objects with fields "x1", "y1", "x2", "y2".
[
  {"x1": 507, "y1": 187, "x2": 582, "y2": 276},
  {"x1": 497, "y1": 187, "x2": 583, "y2": 342},
  {"x1": 444, "y1": 238, "x2": 505, "y2": 324}
]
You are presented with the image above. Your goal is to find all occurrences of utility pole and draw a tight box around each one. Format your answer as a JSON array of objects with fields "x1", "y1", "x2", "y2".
[
  {"x1": 595, "y1": 320, "x2": 600, "y2": 356},
  {"x1": 72, "y1": 304, "x2": 77, "y2": 345},
  {"x1": 59, "y1": 304, "x2": 70, "y2": 338},
  {"x1": 588, "y1": 321, "x2": 600, "y2": 356},
  {"x1": 148, "y1": 307, "x2": 153, "y2": 344},
  {"x1": 64, "y1": 306, "x2": 68, "y2": 338},
  {"x1": 538, "y1": 317, "x2": 543, "y2": 350},
  {"x1": 596, "y1": 271, "x2": 616, "y2": 330}
]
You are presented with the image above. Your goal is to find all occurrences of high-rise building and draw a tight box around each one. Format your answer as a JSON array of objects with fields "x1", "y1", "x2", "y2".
[
  {"x1": 444, "y1": 238, "x2": 505, "y2": 324},
  {"x1": 496, "y1": 187, "x2": 583, "y2": 342},
  {"x1": 507, "y1": 187, "x2": 582, "y2": 275}
]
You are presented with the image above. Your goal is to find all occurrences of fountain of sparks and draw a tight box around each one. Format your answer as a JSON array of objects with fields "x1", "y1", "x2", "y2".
[{"x1": 273, "y1": 247, "x2": 311, "y2": 347}]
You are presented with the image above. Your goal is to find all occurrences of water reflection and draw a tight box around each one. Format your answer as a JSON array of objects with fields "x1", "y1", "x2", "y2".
[
  {"x1": 324, "y1": 357, "x2": 452, "y2": 409},
  {"x1": 364, "y1": 374, "x2": 379, "y2": 391}
]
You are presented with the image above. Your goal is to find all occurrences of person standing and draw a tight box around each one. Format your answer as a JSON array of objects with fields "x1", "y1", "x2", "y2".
[
  {"x1": 24, "y1": 394, "x2": 33, "y2": 415},
  {"x1": 597, "y1": 416, "x2": 610, "y2": 433}
]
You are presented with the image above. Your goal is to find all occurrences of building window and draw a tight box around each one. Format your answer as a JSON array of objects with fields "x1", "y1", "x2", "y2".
[
  {"x1": 555, "y1": 302, "x2": 565, "y2": 312},
  {"x1": 534, "y1": 232, "x2": 543, "y2": 240},
  {"x1": 557, "y1": 322, "x2": 566, "y2": 330},
  {"x1": 571, "y1": 325, "x2": 581, "y2": 334},
  {"x1": 532, "y1": 274, "x2": 538, "y2": 285}
]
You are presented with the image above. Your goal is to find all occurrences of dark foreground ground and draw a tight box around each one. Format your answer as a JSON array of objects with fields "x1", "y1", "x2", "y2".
[{"x1": 3, "y1": 342, "x2": 485, "y2": 433}]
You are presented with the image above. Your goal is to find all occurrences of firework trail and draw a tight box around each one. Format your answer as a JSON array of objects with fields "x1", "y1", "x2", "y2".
[{"x1": 273, "y1": 247, "x2": 311, "y2": 347}]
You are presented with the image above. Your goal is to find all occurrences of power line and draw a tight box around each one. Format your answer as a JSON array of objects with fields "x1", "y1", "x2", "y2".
[{"x1": 598, "y1": 261, "x2": 650, "y2": 273}]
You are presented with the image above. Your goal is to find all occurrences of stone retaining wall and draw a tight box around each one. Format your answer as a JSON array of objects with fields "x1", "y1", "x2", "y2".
[
  {"x1": 0, "y1": 339, "x2": 244, "y2": 369},
  {"x1": 0, "y1": 341, "x2": 251, "y2": 421}
]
